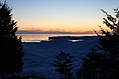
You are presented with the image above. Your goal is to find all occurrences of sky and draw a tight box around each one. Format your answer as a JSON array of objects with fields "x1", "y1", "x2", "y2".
[{"x1": 1, "y1": 0, "x2": 119, "y2": 34}]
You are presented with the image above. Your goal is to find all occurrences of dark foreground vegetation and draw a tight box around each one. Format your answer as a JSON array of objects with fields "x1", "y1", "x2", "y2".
[
  {"x1": 0, "y1": 1, "x2": 24, "y2": 79},
  {"x1": 1, "y1": 1, "x2": 119, "y2": 79},
  {"x1": 77, "y1": 8, "x2": 119, "y2": 79}
]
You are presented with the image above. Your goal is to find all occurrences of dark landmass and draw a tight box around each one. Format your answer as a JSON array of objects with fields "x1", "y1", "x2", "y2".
[{"x1": 48, "y1": 36, "x2": 99, "y2": 40}]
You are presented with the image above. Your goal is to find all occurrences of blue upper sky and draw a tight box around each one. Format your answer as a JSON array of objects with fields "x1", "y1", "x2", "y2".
[{"x1": 1, "y1": 0, "x2": 119, "y2": 34}]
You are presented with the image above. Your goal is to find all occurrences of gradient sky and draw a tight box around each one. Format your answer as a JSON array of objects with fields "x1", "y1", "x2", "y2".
[{"x1": 1, "y1": 0, "x2": 119, "y2": 34}]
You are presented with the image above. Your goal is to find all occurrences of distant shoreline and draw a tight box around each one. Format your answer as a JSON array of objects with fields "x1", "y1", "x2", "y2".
[
  {"x1": 48, "y1": 36, "x2": 99, "y2": 40},
  {"x1": 16, "y1": 33, "x2": 96, "y2": 34}
]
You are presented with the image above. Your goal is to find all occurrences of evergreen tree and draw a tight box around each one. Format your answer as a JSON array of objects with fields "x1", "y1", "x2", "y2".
[
  {"x1": 79, "y1": 8, "x2": 119, "y2": 79},
  {"x1": 0, "y1": 1, "x2": 24, "y2": 78},
  {"x1": 54, "y1": 52, "x2": 73, "y2": 79}
]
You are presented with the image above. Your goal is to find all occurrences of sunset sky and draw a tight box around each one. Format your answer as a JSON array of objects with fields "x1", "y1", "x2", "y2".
[{"x1": 1, "y1": 0, "x2": 119, "y2": 34}]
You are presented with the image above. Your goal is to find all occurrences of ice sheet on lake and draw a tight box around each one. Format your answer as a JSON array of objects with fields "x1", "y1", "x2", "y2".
[{"x1": 22, "y1": 38, "x2": 98, "y2": 78}]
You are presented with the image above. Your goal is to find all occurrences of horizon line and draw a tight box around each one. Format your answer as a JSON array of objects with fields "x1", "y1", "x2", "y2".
[
  {"x1": 16, "y1": 30, "x2": 95, "y2": 34},
  {"x1": 16, "y1": 32, "x2": 95, "y2": 34}
]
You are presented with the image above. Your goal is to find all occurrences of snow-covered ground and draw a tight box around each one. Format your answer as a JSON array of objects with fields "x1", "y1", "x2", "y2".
[{"x1": 21, "y1": 37, "x2": 98, "y2": 79}]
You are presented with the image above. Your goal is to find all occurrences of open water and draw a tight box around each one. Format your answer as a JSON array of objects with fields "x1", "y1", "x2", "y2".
[{"x1": 17, "y1": 34, "x2": 96, "y2": 42}]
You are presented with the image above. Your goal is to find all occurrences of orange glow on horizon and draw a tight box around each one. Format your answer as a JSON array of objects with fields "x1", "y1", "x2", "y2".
[
  {"x1": 16, "y1": 17, "x2": 110, "y2": 34},
  {"x1": 17, "y1": 27, "x2": 99, "y2": 34}
]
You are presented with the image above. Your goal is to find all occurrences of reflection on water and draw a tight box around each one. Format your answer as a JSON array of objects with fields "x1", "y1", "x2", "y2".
[
  {"x1": 16, "y1": 34, "x2": 96, "y2": 42},
  {"x1": 69, "y1": 39, "x2": 83, "y2": 42}
]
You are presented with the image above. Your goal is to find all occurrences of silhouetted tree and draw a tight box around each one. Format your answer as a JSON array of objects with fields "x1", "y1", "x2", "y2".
[
  {"x1": 79, "y1": 8, "x2": 119, "y2": 79},
  {"x1": 54, "y1": 52, "x2": 73, "y2": 79},
  {"x1": 0, "y1": 1, "x2": 24, "y2": 78}
]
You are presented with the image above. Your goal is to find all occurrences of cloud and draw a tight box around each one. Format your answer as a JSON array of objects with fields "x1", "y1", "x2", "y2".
[
  {"x1": 16, "y1": 28, "x2": 95, "y2": 34},
  {"x1": 16, "y1": 30, "x2": 79, "y2": 34}
]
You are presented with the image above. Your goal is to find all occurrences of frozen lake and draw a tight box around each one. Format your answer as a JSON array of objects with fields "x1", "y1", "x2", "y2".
[{"x1": 21, "y1": 37, "x2": 98, "y2": 79}]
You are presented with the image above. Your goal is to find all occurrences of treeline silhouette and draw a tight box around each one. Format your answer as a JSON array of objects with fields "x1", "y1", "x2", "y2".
[
  {"x1": 0, "y1": 1, "x2": 24, "y2": 79},
  {"x1": 77, "y1": 8, "x2": 119, "y2": 79}
]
